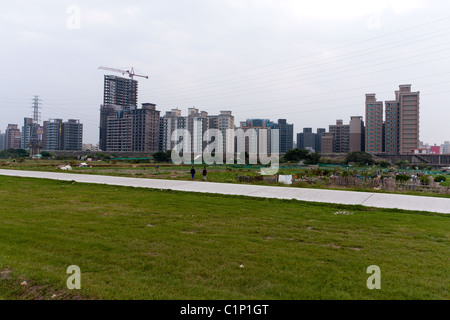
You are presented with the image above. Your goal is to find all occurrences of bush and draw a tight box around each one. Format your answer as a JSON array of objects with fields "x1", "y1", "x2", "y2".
[
  {"x1": 345, "y1": 152, "x2": 374, "y2": 165},
  {"x1": 40, "y1": 151, "x2": 53, "y2": 158},
  {"x1": 284, "y1": 149, "x2": 310, "y2": 162},
  {"x1": 152, "y1": 151, "x2": 171, "y2": 163},
  {"x1": 434, "y1": 175, "x2": 447, "y2": 183},
  {"x1": 396, "y1": 174, "x2": 410, "y2": 183},
  {"x1": 0, "y1": 148, "x2": 29, "y2": 159},
  {"x1": 377, "y1": 160, "x2": 390, "y2": 168},
  {"x1": 395, "y1": 160, "x2": 409, "y2": 167},
  {"x1": 305, "y1": 152, "x2": 321, "y2": 165},
  {"x1": 419, "y1": 175, "x2": 431, "y2": 185}
]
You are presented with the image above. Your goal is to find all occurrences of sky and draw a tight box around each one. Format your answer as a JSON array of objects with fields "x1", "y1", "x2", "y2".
[{"x1": 1, "y1": 0, "x2": 449, "y2": 145}]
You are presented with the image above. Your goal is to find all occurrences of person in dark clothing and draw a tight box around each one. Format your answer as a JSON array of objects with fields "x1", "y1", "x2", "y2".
[
  {"x1": 190, "y1": 167, "x2": 196, "y2": 180},
  {"x1": 202, "y1": 167, "x2": 207, "y2": 181}
]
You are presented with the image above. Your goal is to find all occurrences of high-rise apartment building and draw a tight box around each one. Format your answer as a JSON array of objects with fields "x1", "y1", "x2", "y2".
[
  {"x1": 131, "y1": 103, "x2": 160, "y2": 152},
  {"x1": 321, "y1": 133, "x2": 334, "y2": 153},
  {"x1": 315, "y1": 128, "x2": 326, "y2": 152},
  {"x1": 0, "y1": 131, "x2": 6, "y2": 151},
  {"x1": 349, "y1": 116, "x2": 365, "y2": 152},
  {"x1": 236, "y1": 119, "x2": 273, "y2": 156},
  {"x1": 297, "y1": 128, "x2": 316, "y2": 152},
  {"x1": 62, "y1": 119, "x2": 83, "y2": 151},
  {"x1": 43, "y1": 119, "x2": 83, "y2": 151},
  {"x1": 273, "y1": 119, "x2": 294, "y2": 153},
  {"x1": 103, "y1": 75, "x2": 138, "y2": 107},
  {"x1": 329, "y1": 119, "x2": 350, "y2": 153},
  {"x1": 385, "y1": 99, "x2": 400, "y2": 154},
  {"x1": 106, "y1": 103, "x2": 160, "y2": 152},
  {"x1": 21, "y1": 118, "x2": 42, "y2": 150},
  {"x1": 365, "y1": 94, "x2": 383, "y2": 154},
  {"x1": 158, "y1": 109, "x2": 235, "y2": 156},
  {"x1": 442, "y1": 141, "x2": 450, "y2": 155},
  {"x1": 43, "y1": 119, "x2": 63, "y2": 150},
  {"x1": 365, "y1": 85, "x2": 420, "y2": 155},
  {"x1": 297, "y1": 128, "x2": 326, "y2": 152},
  {"x1": 106, "y1": 111, "x2": 134, "y2": 152},
  {"x1": 5, "y1": 124, "x2": 21, "y2": 149},
  {"x1": 397, "y1": 85, "x2": 420, "y2": 154},
  {"x1": 208, "y1": 111, "x2": 235, "y2": 155},
  {"x1": 100, "y1": 75, "x2": 138, "y2": 151},
  {"x1": 159, "y1": 109, "x2": 181, "y2": 152}
]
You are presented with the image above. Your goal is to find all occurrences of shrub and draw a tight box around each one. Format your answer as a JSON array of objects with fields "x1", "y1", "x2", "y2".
[
  {"x1": 419, "y1": 175, "x2": 431, "y2": 185},
  {"x1": 345, "y1": 152, "x2": 374, "y2": 165},
  {"x1": 396, "y1": 174, "x2": 410, "y2": 183},
  {"x1": 305, "y1": 152, "x2": 321, "y2": 165},
  {"x1": 377, "y1": 160, "x2": 390, "y2": 168},
  {"x1": 434, "y1": 175, "x2": 447, "y2": 183},
  {"x1": 284, "y1": 149, "x2": 310, "y2": 162},
  {"x1": 40, "y1": 151, "x2": 53, "y2": 158},
  {"x1": 152, "y1": 151, "x2": 171, "y2": 163}
]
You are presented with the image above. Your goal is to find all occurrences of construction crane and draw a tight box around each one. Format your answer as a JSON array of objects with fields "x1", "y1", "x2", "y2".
[{"x1": 98, "y1": 66, "x2": 149, "y2": 79}]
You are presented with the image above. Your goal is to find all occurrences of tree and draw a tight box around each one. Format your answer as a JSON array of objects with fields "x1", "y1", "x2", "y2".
[
  {"x1": 284, "y1": 149, "x2": 310, "y2": 162},
  {"x1": 152, "y1": 151, "x2": 171, "y2": 163},
  {"x1": 305, "y1": 152, "x2": 321, "y2": 165},
  {"x1": 345, "y1": 152, "x2": 374, "y2": 165},
  {"x1": 0, "y1": 148, "x2": 29, "y2": 159},
  {"x1": 40, "y1": 151, "x2": 53, "y2": 158}
]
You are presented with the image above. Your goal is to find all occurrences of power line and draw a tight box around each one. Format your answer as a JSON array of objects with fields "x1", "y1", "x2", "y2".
[{"x1": 145, "y1": 28, "x2": 450, "y2": 97}]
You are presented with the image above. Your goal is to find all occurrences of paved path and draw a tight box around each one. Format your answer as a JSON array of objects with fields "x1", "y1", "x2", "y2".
[{"x1": 0, "y1": 169, "x2": 449, "y2": 214}]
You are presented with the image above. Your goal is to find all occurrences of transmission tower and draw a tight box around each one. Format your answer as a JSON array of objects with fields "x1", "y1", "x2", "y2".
[{"x1": 32, "y1": 95, "x2": 42, "y2": 124}]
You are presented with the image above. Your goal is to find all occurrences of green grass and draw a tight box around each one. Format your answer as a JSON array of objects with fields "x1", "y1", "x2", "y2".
[{"x1": 0, "y1": 176, "x2": 449, "y2": 300}]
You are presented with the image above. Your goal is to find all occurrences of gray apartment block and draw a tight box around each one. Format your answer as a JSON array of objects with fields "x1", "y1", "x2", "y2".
[
  {"x1": 273, "y1": 119, "x2": 294, "y2": 154},
  {"x1": 0, "y1": 132, "x2": 5, "y2": 151},
  {"x1": 42, "y1": 119, "x2": 83, "y2": 151},
  {"x1": 349, "y1": 116, "x2": 365, "y2": 152},
  {"x1": 43, "y1": 119, "x2": 63, "y2": 150},
  {"x1": 297, "y1": 128, "x2": 325, "y2": 152},
  {"x1": 158, "y1": 108, "x2": 235, "y2": 155},
  {"x1": 62, "y1": 119, "x2": 83, "y2": 151},
  {"x1": 365, "y1": 94, "x2": 384, "y2": 154}
]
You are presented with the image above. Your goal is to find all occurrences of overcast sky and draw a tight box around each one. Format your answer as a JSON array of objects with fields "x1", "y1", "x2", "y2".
[{"x1": 1, "y1": 0, "x2": 449, "y2": 145}]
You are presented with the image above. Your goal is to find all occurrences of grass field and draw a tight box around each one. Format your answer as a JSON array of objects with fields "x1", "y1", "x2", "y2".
[{"x1": 0, "y1": 175, "x2": 449, "y2": 300}]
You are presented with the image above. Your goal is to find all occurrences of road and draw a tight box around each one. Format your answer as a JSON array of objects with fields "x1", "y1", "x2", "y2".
[{"x1": 0, "y1": 169, "x2": 449, "y2": 214}]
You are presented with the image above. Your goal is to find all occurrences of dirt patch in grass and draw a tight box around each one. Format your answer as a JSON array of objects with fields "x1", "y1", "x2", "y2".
[{"x1": 0, "y1": 268, "x2": 89, "y2": 300}]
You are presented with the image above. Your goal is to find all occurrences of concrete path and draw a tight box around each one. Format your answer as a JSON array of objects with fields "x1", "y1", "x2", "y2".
[{"x1": 0, "y1": 169, "x2": 449, "y2": 214}]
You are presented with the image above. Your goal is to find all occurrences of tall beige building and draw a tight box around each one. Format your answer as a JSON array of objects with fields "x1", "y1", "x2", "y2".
[
  {"x1": 106, "y1": 103, "x2": 160, "y2": 152},
  {"x1": 365, "y1": 94, "x2": 384, "y2": 154},
  {"x1": 397, "y1": 85, "x2": 420, "y2": 154},
  {"x1": 385, "y1": 85, "x2": 420, "y2": 154},
  {"x1": 329, "y1": 120, "x2": 350, "y2": 153},
  {"x1": 321, "y1": 133, "x2": 334, "y2": 154}
]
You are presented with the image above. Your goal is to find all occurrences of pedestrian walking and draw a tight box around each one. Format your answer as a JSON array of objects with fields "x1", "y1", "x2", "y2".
[
  {"x1": 202, "y1": 167, "x2": 207, "y2": 181},
  {"x1": 190, "y1": 166, "x2": 196, "y2": 180}
]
